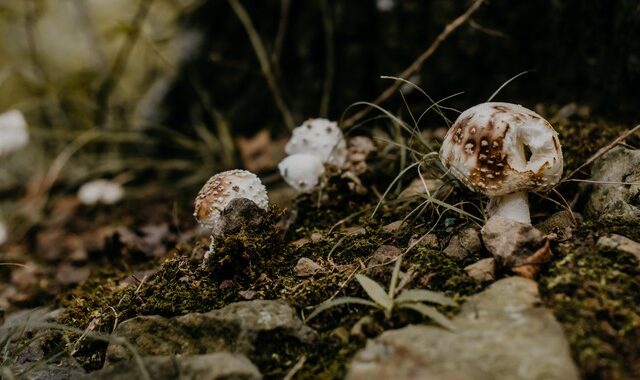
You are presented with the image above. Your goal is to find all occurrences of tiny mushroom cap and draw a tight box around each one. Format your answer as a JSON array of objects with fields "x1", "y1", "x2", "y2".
[
  {"x1": 285, "y1": 118, "x2": 347, "y2": 167},
  {"x1": 278, "y1": 153, "x2": 325, "y2": 193},
  {"x1": 0, "y1": 110, "x2": 29, "y2": 156},
  {"x1": 194, "y1": 169, "x2": 269, "y2": 236},
  {"x1": 439, "y1": 102, "x2": 563, "y2": 224},
  {"x1": 78, "y1": 180, "x2": 125, "y2": 205}
]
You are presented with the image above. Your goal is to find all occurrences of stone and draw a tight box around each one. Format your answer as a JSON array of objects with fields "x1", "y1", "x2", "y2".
[
  {"x1": 481, "y1": 216, "x2": 551, "y2": 278},
  {"x1": 408, "y1": 233, "x2": 438, "y2": 249},
  {"x1": 585, "y1": 147, "x2": 640, "y2": 223},
  {"x1": 106, "y1": 300, "x2": 315, "y2": 362},
  {"x1": 294, "y1": 257, "x2": 324, "y2": 277},
  {"x1": 347, "y1": 277, "x2": 579, "y2": 380},
  {"x1": 367, "y1": 245, "x2": 402, "y2": 268},
  {"x1": 597, "y1": 234, "x2": 640, "y2": 262},
  {"x1": 382, "y1": 220, "x2": 405, "y2": 233},
  {"x1": 399, "y1": 178, "x2": 451, "y2": 199},
  {"x1": 88, "y1": 352, "x2": 261, "y2": 380},
  {"x1": 443, "y1": 227, "x2": 482, "y2": 260},
  {"x1": 464, "y1": 258, "x2": 495, "y2": 283}
]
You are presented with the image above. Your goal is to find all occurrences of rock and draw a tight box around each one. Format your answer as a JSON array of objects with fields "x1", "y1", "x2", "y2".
[
  {"x1": 347, "y1": 136, "x2": 376, "y2": 175},
  {"x1": 464, "y1": 258, "x2": 495, "y2": 283},
  {"x1": 443, "y1": 227, "x2": 482, "y2": 260},
  {"x1": 597, "y1": 234, "x2": 640, "y2": 262},
  {"x1": 106, "y1": 300, "x2": 315, "y2": 362},
  {"x1": 295, "y1": 257, "x2": 324, "y2": 277},
  {"x1": 585, "y1": 147, "x2": 640, "y2": 223},
  {"x1": 368, "y1": 245, "x2": 402, "y2": 268},
  {"x1": 347, "y1": 277, "x2": 579, "y2": 380},
  {"x1": 13, "y1": 358, "x2": 86, "y2": 380},
  {"x1": 408, "y1": 233, "x2": 438, "y2": 249},
  {"x1": 399, "y1": 178, "x2": 451, "y2": 199},
  {"x1": 88, "y1": 353, "x2": 261, "y2": 380},
  {"x1": 218, "y1": 198, "x2": 269, "y2": 236},
  {"x1": 481, "y1": 216, "x2": 551, "y2": 278},
  {"x1": 382, "y1": 220, "x2": 405, "y2": 233}
]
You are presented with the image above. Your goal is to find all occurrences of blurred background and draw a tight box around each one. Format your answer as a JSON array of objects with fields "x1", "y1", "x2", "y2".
[{"x1": 0, "y1": 0, "x2": 639, "y2": 246}]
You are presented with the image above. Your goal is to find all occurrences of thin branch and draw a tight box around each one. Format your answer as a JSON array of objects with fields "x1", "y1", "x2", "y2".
[
  {"x1": 95, "y1": 0, "x2": 155, "y2": 127},
  {"x1": 227, "y1": 0, "x2": 295, "y2": 131},
  {"x1": 272, "y1": 0, "x2": 291, "y2": 69},
  {"x1": 560, "y1": 123, "x2": 640, "y2": 184},
  {"x1": 319, "y1": 0, "x2": 335, "y2": 117},
  {"x1": 341, "y1": 0, "x2": 486, "y2": 128}
]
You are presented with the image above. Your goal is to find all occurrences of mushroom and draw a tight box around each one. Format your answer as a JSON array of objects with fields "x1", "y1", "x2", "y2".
[
  {"x1": 284, "y1": 118, "x2": 347, "y2": 167},
  {"x1": 278, "y1": 153, "x2": 325, "y2": 193},
  {"x1": 78, "y1": 179, "x2": 125, "y2": 205},
  {"x1": 194, "y1": 169, "x2": 269, "y2": 237},
  {"x1": 439, "y1": 102, "x2": 563, "y2": 224},
  {"x1": 0, "y1": 110, "x2": 29, "y2": 156}
]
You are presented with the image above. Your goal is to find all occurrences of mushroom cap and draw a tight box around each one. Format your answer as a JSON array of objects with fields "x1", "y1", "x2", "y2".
[
  {"x1": 285, "y1": 118, "x2": 347, "y2": 167},
  {"x1": 0, "y1": 110, "x2": 29, "y2": 156},
  {"x1": 439, "y1": 102, "x2": 563, "y2": 196},
  {"x1": 194, "y1": 170, "x2": 269, "y2": 234},
  {"x1": 78, "y1": 179, "x2": 124, "y2": 205},
  {"x1": 278, "y1": 153, "x2": 325, "y2": 193}
]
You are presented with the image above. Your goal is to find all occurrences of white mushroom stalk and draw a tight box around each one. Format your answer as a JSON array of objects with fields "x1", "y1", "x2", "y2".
[
  {"x1": 0, "y1": 110, "x2": 29, "y2": 156},
  {"x1": 439, "y1": 102, "x2": 563, "y2": 224}
]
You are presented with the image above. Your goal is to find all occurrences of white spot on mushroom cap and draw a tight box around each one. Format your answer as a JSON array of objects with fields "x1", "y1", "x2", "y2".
[
  {"x1": 278, "y1": 153, "x2": 325, "y2": 193},
  {"x1": 439, "y1": 102, "x2": 563, "y2": 196},
  {"x1": 284, "y1": 118, "x2": 347, "y2": 167},
  {"x1": 78, "y1": 180, "x2": 125, "y2": 205},
  {"x1": 0, "y1": 110, "x2": 29, "y2": 156},
  {"x1": 194, "y1": 169, "x2": 269, "y2": 235}
]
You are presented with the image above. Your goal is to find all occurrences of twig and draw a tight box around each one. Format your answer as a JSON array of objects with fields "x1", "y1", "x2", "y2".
[
  {"x1": 227, "y1": 0, "x2": 295, "y2": 131},
  {"x1": 272, "y1": 0, "x2": 291, "y2": 70},
  {"x1": 319, "y1": 0, "x2": 335, "y2": 117},
  {"x1": 283, "y1": 355, "x2": 306, "y2": 380},
  {"x1": 95, "y1": 0, "x2": 155, "y2": 127},
  {"x1": 560, "y1": 123, "x2": 640, "y2": 184},
  {"x1": 341, "y1": 0, "x2": 486, "y2": 127}
]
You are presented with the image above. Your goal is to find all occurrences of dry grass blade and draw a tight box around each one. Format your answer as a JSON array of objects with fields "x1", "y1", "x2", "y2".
[
  {"x1": 560, "y1": 123, "x2": 640, "y2": 184},
  {"x1": 342, "y1": 0, "x2": 486, "y2": 127}
]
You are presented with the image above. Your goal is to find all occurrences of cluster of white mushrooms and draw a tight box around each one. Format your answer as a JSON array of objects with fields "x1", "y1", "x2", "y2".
[{"x1": 277, "y1": 118, "x2": 348, "y2": 193}]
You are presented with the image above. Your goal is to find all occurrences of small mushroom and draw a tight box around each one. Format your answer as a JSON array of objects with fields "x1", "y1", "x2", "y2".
[
  {"x1": 0, "y1": 110, "x2": 29, "y2": 156},
  {"x1": 278, "y1": 153, "x2": 325, "y2": 193},
  {"x1": 439, "y1": 102, "x2": 563, "y2": 224},
  {"x1": 284, "y1": 118, "x2": 347, "y2": 167},
  {"x1": 194, "y1": 169, "x2": 269, "y2": 237},
  {"x1": 78, "y1": 179, "x2": 125, "y2": 205}
]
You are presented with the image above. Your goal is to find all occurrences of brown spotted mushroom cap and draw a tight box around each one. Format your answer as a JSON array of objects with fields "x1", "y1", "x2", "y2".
[
  {"x1": 194, "y1": 170, "x2": 269, "y2": 235},
  {"x1": 439, "y1": 102, "x2": 563, "y2": 196}
]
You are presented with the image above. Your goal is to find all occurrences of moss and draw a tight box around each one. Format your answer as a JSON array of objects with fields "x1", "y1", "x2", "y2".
[{"x1": 539, "y1": 224, "x2": 640, "y2": 380}]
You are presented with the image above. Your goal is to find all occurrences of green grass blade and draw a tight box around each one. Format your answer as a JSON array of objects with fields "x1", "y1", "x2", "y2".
[
  {"x1": 306, "y1": 297, "x2": 378, "y2": 321},
  {"x1": 395, "y1": 289, "x2": 457, "y2": 307},
  {"x1": 399, "y1": 302, "x2": 457, "y2": 331},
  {"x1": 355, "y1": 274, "x2": 393, "y2": 311}
]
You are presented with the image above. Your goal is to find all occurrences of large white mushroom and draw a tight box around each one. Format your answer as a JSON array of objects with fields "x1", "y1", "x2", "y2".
[
  {"x1": 284, "y1": 118, "x2": 347, "y2": 167},
  {"x1": 439, "y1": 102, "x2": 563, "y2": 224},
  {"x1": 278, "y1": 153, "x2": 325, "y2": 193}
]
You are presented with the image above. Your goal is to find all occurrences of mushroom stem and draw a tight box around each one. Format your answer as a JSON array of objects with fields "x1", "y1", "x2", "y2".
[{"x1": 487, "y1": 191, "x2": 531, "y2": 224}]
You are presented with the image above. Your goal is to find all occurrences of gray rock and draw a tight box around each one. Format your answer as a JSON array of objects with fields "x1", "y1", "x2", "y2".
[
  {"x1": 481, "y1": 217, "x2": 551, "y2": 278},
  {"x1": 464, "y1": 258, "x2": 495, "y2": 283},
  {"x1": 295, "y1": 257, "x2": 324, "y2": 277},
  {"x1": 585, "y1": 147, "x2": 640, "y2": 223},
  {"x1": 367, "y1": 245, "x2": 402, "y2": 268},
  {"x1": 87, "y1": 352, "x2": 262, "y2": 380},
  {"x1": 409, "y1": 232, "x2": 438, "y2": 249},
  {"x1": 106, "y1": 300, "x2": 315, "y2": 362},
  {"x1": 443, "y1": 227, "x2": 482, "y2": 260},
  {"x1": 347, "y1": 277, "x2": 579, "y2": 380},
  {"x1": 597, "y1": 234, "x2": 640, "y2": 263}
]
